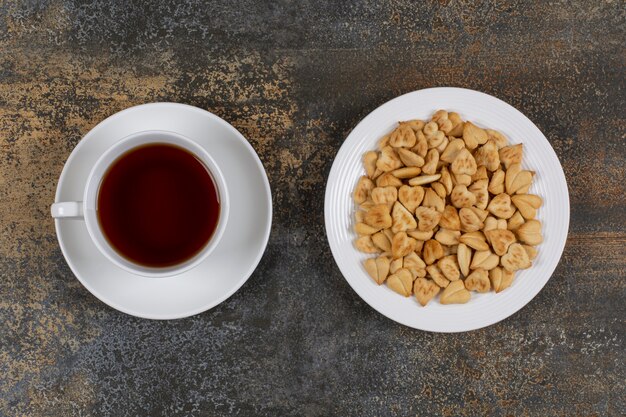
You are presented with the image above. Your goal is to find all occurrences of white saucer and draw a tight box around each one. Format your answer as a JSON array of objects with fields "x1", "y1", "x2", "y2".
[
  {"x1": 325, "y1": 87, "x2": 569, "y2": 332},
  {"x1": 54, "y1": 103, "x2": 272, "y2": 319}
]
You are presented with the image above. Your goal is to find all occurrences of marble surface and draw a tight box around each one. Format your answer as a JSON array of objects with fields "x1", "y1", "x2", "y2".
[{"x1": 0, "y1": 1, "x2": 624, "y2": 415}]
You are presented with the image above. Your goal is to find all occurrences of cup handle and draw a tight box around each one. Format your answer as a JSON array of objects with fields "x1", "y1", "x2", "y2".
[{"x1": 51, "y1": 202, "x2": 84, "y2": 219}]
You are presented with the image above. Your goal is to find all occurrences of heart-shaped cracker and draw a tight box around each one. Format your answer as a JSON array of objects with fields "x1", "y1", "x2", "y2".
[
  {"x1": 468, "y1": 179, "x2": 489, "y2": 210},
  {"x1": 435, "y1": 229, "x2": 461, "y2": 246},
  {"x1": 422, "y1": 188, "x2": 445, "y2": 212},
  {"x1": 371, "y1": 186, "x2": 397, "y2": 207},
  {"x1": 440, "y1": 138, "x2": 465, "y2": 163},
  {"x1": 431, "y1": 182, "x2": 447, "y2": 199},
  {"x1": 364, "y1": 256, "x2": 391, "y2": 284},
  {"x1": 408, "y1": 174, "x2": 441, "y2": 186},
  {"x1": 386, "y1": 268, "x2": 413, "y2": 296},
  {"x1": 404, "y1": 252, "x2": 426, "y2": 270},
  {"x1": 411, "y1": 130, "x2": 428, "y2": 157},
  {"x1": 415, "y1": 206, "x2": 442, "y2": 231},
  {"x1": 516, "y1": 219, "x2": 543, "y2": 245},
  {"x1": 438, "y1": 255, "x2": 460, "y2": 281},
  {"x1": 451, "y1": 148, "x2": 477, "y2": 175},
  {"x1": 483, "y1": 216, "x2": 499, "y2": 233},
  {"x1": 486, "y1": 129, "x2": 508, "y2": 148},
  {"x1": 465, "y1": 268, "x2": 490, "y2": 293},
  {"x1": 413, "y1": 278, "x2": 440, "y2": 306},
  {"x1": 422, "y1": 149, "x2": 440, "y2": 175},
  {"x1": 470, "y1": 206, "x2": 489, "y2": 222},
  {"x1": 397, "y1": 148, "x2": 425, "y2": 167},
  {"x1": 376, "y1": 172, "x2": 402, "y2": 187},
  {"x1": 440, "y1": 280, "x2": 471, "y2": 304},
  {"x1": 376, "y1": 146, "x2": 403, "y2": 172},
  {"x1": 426, "y1": 264, "x2": 449, "y2": 288},
  {"x1": 507, "y1": 211, "x2": 525, "y2": 230},
  {"x1": 451, "y1": 172, "x2": 472, "y2": 186},
  {"x1": 439, "y1": 205, "x2": 461, "y2": 231},
  {"x1": 488, "y1": 169, "x2": 505, "y2": 194},
  {"x1": 439, "y1": 166, "x2": 453, "y2": 194},
  {"x1": 391, "y1": 232, "x2": 417, "y2": 258},
  {"x1": 353, "y1": 176, "x2": 374, "y2": 204},
  {"x1": 489, "y1": 266, "x2": 515, "y2": 293},
  {"x1": 451, "y1": 184, "x2": 477, "y2": 208},
  {"x1": 462, "y1": 121, "x2": 488, "y2": 150},
  {"x1": 499, "y1": 143, "x2": 523, "y2": 168},
  {"x1": 485, "y1": 229, "x2": 516, "y2": 256},
  {"x1": 354, "y1": 222, "x2": 379, "y2": 235},
  {"x1": 371, "y1": 231, "x2": 391, "y2": 252},
  {"x1": 408, "y1": 230, "x2": 433, "y2": 241},
  {"x1": 363, "y1": 204, "x2": 392, "y2": 229},
  {"x1": 423, "y1": 121, "x2": 438, "y2": 136},
  {"x1": 505, "y1": 163, "x2": 533, "y2": 194},
  {"x1": 389, "y1": 257, "x2": 403, "y2": 274},
  {"x1": 447, "y1": 112, "x2": 464, "y2": 137},
  {"x1": 391, "y1": 201, "x2": 417, "y2": 233},
  {"x1": 459, "y1": 231, "x2": 489, "y2": 251},
  {"x1": 355, "y1": 236, "x2": 380, "y2": 253},
  {"x1": 457, "y1": 243, "x2": 472, "y2": 277},
  {"x1": 435, "y1": 134, "x2": 449, "y2": 154},
  {"x1": 398, "y1": 185, "x2": 425, "y2": 213},
  {"x1": 392, "y1": 166, "x2": 421, "y2": 179},
  {"x1": 471, "y1": 166, "x2": 488, "y2": 183},
  {"x1": 470, "y1": 250, "x2": 499, "y2": 270},
  {"x1": 487, "y1": 193, "x2": 516, "y2": 219},
  {"x1": 423, "y1": 239, "x2": 444, "y2": 265},
  {"x1": 459, "y1": 208, "x2": 484, "y2": 232},
  {"x1": 427, "y1": 131, "x2": 445, "y2": 149},
  {"x1": 523, "y1": 244, "x2": 538, "y2": 260},
  {"x1": 511, "y1": 194, "x2": 543, "y2": 219},
  {"x1": 399, "y1": 119, "x2": 425, "y2": 132},
  {"x1": 363, "y1": 151, "x2": 378, "y2": 178},
  {"x1": 501, "y1": 243, "x2": 531, "y2": 271},
  {"x1": 389, "y1": 125, "x2": 417, "y2": 148},
  {"x1": 474, "y1": 139, "x2": 500, "y2": 171}
]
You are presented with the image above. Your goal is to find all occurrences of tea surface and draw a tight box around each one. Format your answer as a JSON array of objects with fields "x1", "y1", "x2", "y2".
[{"x1": 97, "y1": 143, "x2": 220, "y2": 267}]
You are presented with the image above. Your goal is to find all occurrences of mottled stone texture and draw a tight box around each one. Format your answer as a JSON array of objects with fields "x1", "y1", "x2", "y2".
[{"x1": 0, "y1": 0, "x2": 624, "y2": 416}]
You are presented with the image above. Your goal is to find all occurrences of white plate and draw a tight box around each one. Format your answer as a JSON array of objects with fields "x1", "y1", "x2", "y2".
[
  {"x1": 325, "y1": 87, "x2": 569, "y2": 332},
  {"x1": 54, "y1": 103, "x2": 272, "y2": 319}
]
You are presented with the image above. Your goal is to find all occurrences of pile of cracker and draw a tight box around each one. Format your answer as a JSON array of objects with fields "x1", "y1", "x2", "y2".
[{"x1": 353, "y1": 110, "x2": 543, "y2": 306}]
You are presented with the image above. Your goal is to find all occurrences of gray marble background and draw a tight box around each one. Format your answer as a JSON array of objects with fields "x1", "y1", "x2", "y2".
[{"x1": 0, "y1": 1, "x2": 624, "y2": 416}]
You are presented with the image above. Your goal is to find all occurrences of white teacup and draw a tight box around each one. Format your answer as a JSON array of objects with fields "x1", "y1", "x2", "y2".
[{"x1": 51, "y1": 130, "x2": 230, "y2": 278}]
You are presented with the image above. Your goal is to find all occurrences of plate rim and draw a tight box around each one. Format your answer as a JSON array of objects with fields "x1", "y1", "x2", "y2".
[
  {"x1": 324, "y1": 87, "x2": 570, "y2": 332},
  {"x1": 54, "y1": 102, "x2": 273, "y2": 320}
]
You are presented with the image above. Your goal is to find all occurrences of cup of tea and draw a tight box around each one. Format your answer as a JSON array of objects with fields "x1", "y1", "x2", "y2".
[{"x1": 51, "y1": 130, "x2": 230, "y2": 277}]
